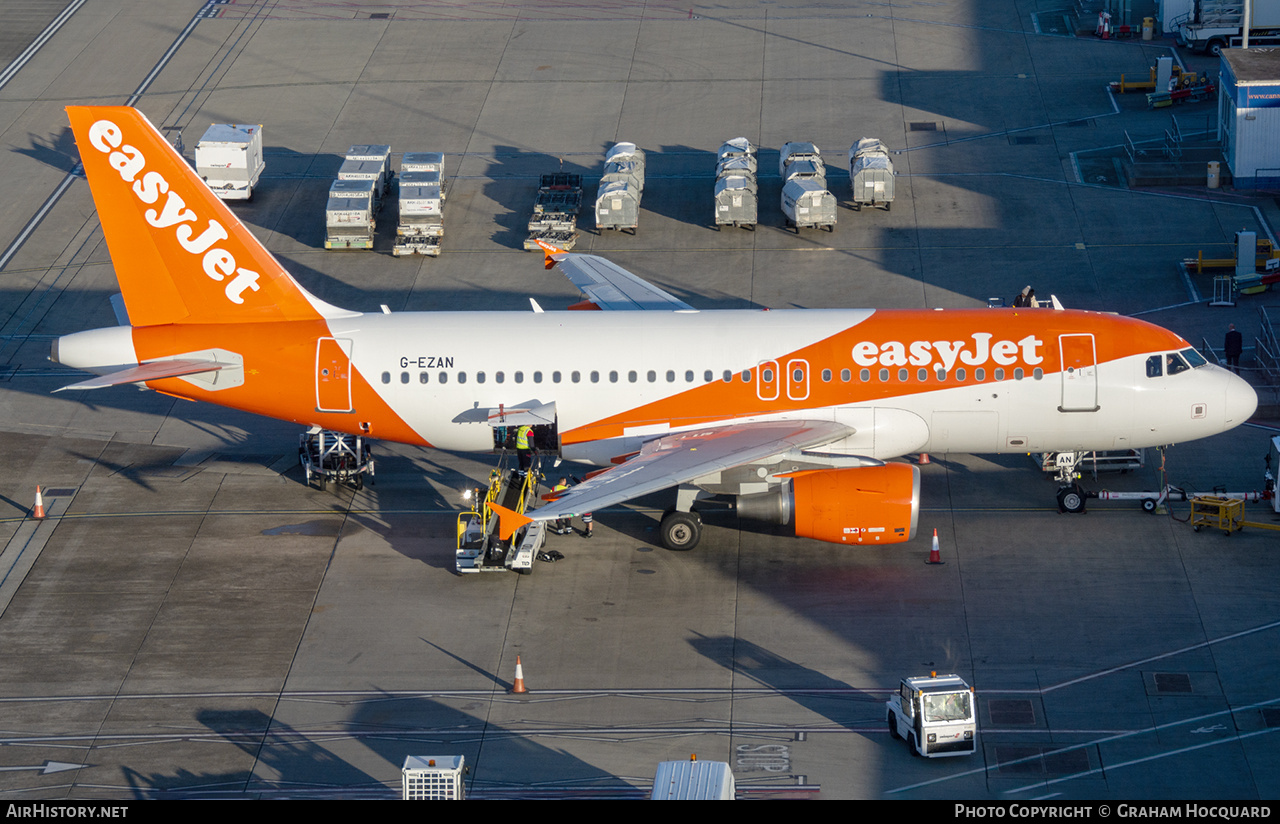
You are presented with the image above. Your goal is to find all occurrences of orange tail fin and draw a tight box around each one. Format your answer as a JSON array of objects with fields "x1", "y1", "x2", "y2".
[{"x1": 66, "y1": 106, "x2": 344, "y2": 326}]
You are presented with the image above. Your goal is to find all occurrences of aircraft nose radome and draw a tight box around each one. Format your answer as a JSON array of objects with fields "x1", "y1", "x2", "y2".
[{"x1": 1224, "y1": 373, "x2": 1258, "y2": 426}]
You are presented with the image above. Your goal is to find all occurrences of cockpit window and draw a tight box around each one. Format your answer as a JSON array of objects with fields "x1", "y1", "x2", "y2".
[
  {"x1": 1180, "y1": 347, "x2": 1207, "y2": 368},
  {"x1": 1146, "y1": 355, "x2": 1162, "y2": 378},
  {"x1": 1166, "y1": 352, "x2": 1191, "y2": 376}
]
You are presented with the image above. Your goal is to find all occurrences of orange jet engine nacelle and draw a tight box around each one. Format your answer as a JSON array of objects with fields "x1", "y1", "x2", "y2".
[{"x1": 736, "y1": 463, "x2": 920, "y2": 545}]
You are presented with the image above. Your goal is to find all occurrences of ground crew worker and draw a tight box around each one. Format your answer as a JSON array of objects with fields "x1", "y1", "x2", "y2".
[
  {"x1": 516, "y1": 424, "x2": 534, "y2": 472},
  {"x1": 552, "y1": 478, "x2": 573, "y2": 535}
]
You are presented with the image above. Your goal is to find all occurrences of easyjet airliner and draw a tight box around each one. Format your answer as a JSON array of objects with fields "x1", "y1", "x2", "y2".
[{"x1": 51, "y1": 106, "x2": 1257, "y2": 550}]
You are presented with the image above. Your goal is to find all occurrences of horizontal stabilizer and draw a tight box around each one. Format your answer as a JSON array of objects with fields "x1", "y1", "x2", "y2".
[{"x1": 54, "y1": 359, "x2": 225, "y2": 392}]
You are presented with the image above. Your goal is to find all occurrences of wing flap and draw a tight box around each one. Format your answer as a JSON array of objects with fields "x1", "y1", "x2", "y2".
[
  {"x1": 548, "y1": 252, "x2": 695, "y2": 311},
  {"x1": 530, "y1": 419, "x2": 850, "y2": 520}
]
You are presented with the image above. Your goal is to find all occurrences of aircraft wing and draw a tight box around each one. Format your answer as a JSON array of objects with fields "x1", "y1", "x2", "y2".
[
  {"x1": 548, "y1": 252, "x2": 695, "y2": 311},
  {"x1": 528, "y1": 419, "x2": 851, "y2": 521},
  {"x1": 53, "y1": 359, "x2": 226, "y2": 392}
]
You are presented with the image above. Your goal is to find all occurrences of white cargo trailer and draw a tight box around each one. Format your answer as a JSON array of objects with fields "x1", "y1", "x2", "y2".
[
  {"x1": 781, "y1": 177, "x2": 836, "y2": 232},
  {"x1": 849, "y1": 138, "x2": 895, "y2": 211},
  {"x1": 325, "y1": 178, "x2": 376, "y2": 250},
  {"x1": 402, "y1": 151, "x2": 444, "y2": 174},
  {"x1": 778, "y1": 141, "x2": 822, "y2": 177},
  {"x1": 596, "y1": 179, "x2": 641, "y2": 232},
  {"x1": 195, "y1": 123, "x2": 264, "y2": 201},
  {"x1": 713, "y1": 175, "x2": 758, "y2": 229}
]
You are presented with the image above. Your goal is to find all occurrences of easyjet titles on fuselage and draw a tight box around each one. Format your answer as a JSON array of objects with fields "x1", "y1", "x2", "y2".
[
  {"x1": 851, "y1": 333, "x2": 1045, "y2": 371},
  {"x1": 85, "y1": 118, "x2": 262, "y2": 306}
]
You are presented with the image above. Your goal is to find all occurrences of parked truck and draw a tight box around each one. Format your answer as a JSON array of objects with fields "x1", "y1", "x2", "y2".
[
  {"x1": 194, "y1": 123, "x2": 264, "y2": 201},
  {"x1": 1178, "y1": 0, "x2": 1280, "y2": 53},
  {"x1": 886, "y1": 673, "x2": 977, "y2": 757}
]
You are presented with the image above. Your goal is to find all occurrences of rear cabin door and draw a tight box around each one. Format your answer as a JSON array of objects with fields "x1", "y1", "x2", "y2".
[{"x1": 316, "y1": 337, "x2": 353, "y2": 413}]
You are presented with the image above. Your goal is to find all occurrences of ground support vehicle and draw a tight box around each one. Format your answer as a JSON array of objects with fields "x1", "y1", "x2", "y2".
[
  {"x1": 650, "y1": 757, "x2": 735, "y2": 799},
  {"x1": 324, "y1": 178, "x2": 376, "y2": 250},
  {"x1": 394, "y1": 168, "x2": 445, "y2": 256},
  {"x1": 456, "y1": 459, "x2": 547, "y2": 574},
  {"x1": 195, "y1": 123, "x2": 264, "y2": 200},
  {"x1": 714, "y1": 137, "x2": 758, "y2": 230},
  {"x1": 848, "y1": 137, "x2": 895, "y2": 211},
  {"x1": 299, "y1": 429, "x2": 374, "y2": 490},
  {"x1": 526, "y1": 174, "x2": 582, "y2": 249},
  {"x1": 1177, "y1": 0, "x2": 1280, "y2": 54},
  {"x1": 886, "y1": 674, "x2": 976, "y2": 757},
  {"x1": 781, "y1": 178, "x2": 836, "y2": 232}
]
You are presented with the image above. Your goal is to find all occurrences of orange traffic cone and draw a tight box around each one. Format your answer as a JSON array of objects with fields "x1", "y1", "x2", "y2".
[
  {"x1": 926, "y1": 528, "x2": 943, "y2": 565},
  {"x1": 918, "y1": 453, "x2": 930, "y2": 465},
  {"x1": 31, "y1": 486, "x2": 45, "y2": 520},
  {"x1": 510, "y1": 655, "x2": 528, "y2": 694}
]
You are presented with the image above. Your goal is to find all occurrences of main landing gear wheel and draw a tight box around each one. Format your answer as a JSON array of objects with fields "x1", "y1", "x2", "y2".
[
  {"x1": 659, "y1": 509, "x2": 702, "y2": 551},
  {"x1": 1057, "y1": 484, "x2": 1086, "y2": 514}
]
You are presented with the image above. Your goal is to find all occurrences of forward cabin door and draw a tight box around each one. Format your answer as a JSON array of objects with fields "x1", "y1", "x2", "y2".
[
  {"x1": 316, "y1": 337, "x2": 354, "y2": 413},
  {"x1": 1058, "y1": 333, "x2": 1098, "y2": 412}
]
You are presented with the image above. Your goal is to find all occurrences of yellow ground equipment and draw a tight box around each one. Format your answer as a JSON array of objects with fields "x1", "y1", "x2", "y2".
[
  {"x1": 1190, "y1": 495, "x2": 1245, "y2": 534},
  {"x1": 455, "y1": 459, "x2": 547, "y2": 574},
  {"x1": 1110, "y1": 65, "x2": 1198, "y2": 94}
]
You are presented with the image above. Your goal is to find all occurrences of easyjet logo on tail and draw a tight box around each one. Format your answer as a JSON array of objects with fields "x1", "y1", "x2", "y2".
[
  {"x1": 86, "y1": 119, "x2": 261, "y2": 305},
  {"x1": 851, "y1": 333, "x2": 1044, "y2": 370}
]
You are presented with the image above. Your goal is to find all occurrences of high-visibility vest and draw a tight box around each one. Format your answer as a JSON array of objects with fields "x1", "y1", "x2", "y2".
[{"x1": 516, "y1": 426, "x2": 531, "y2": 449}]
